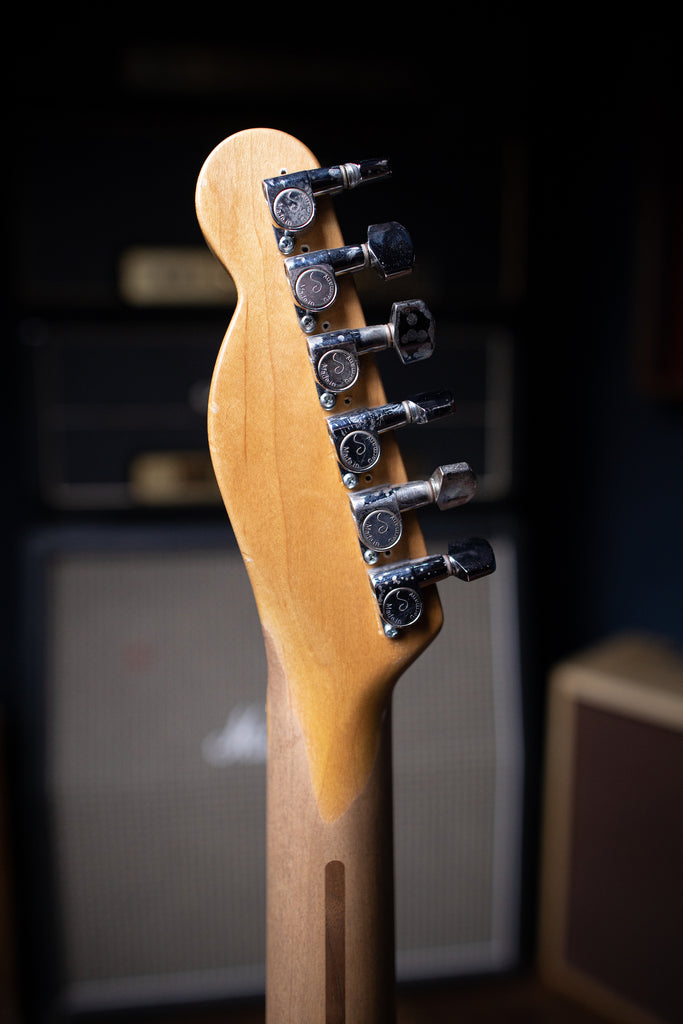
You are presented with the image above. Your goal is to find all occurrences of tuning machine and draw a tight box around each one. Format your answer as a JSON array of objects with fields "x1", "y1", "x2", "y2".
[
  {"x1": 350, "y1": 463, "x2": 477, "y2": 557},
  {"x1": 263, "y1": 158, "x2": 391, "y2": 252},
  {"x1": 327, "y1": 390, "x2": 454, "y2": 481},
  {"x1": 285, "y1": 222, "x2": 414, "y2": 331},
  {"x1": 309, "y1": 299, "x2": 435, "y2": 402},
  {"x1": 368, "y1": 539, "x2": 496, "y2": 635}
]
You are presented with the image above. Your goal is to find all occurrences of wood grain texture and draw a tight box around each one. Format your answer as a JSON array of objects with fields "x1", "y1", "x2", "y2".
[{"x1": 196, "y1": 128, "x2": 442, "y2": 823}]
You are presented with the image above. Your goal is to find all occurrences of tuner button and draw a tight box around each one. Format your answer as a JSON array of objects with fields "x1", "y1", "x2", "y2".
[
  {"x1": 403, "y1": 390, "x2": 455, "y2": 424},
  {"x1": 391, "y1": 300, "x2": 436, "y2": 364},
  {"x1": 447, "y1": 538, "x2": 496, "y2": 581},
  {"x1": 431, "y1": 463, "x2": 477, "y2": 509},
  {"x1": 351, "y1": 158, "x2": 392, "y2": 186},
  {"x1": 367, "y1": 222, "x2": 415, "y2": 279}
]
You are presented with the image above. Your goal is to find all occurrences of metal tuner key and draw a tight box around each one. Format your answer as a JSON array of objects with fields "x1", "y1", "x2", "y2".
[
  {"x1": 326, "y1": 391, "x2": 455, "y2": 480},
  {"x1": 284, "y1": 222, "x2": 414, "y2": 327},
  {"x1": 368, "y1": 538, "x2": 497, "y2": 635},
  {"x1": 308, "y1": 299, "x2": 435, "y2": 398},
  {"x1": 263, "y1": 158, "x2": 391, "y2": 250},
  {"x1": 350, "y1": 463, "x2": 477, "y2": 555}
]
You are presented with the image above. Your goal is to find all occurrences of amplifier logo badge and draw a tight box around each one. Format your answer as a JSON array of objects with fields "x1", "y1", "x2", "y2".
[{"x1": 201, "y1": 703, "x2": 267, "y2": 765}]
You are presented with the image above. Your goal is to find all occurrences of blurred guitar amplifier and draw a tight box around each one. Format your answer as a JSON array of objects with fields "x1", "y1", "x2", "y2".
[
  {"x1": 14, "y1": 516, "x2": 526, "y2": 1021},
  {"x1": 22, "y1": 313, "x2": 516, "y2": 511},
  {"x1": 538, "y1": 634, "x2": 683, "y2": 1024}
]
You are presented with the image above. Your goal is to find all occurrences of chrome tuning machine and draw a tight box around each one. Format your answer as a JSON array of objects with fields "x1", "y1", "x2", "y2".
[
  {"x1": 263, "y1": 158, "x2": 391, "y2": 251},
  {"x1": 350, "y1": 463, "x2": 477, "y2": 556},
  {"x1": 309, "y1": 299, "x2": 435, "y2": 400},
  {"x1": 285, "y1": 222, "x2": 414, "y2": 331},
  {"x1": 368, "y1": 539, "x2": 497, "y2": 635},
  {"x1": 326, "y1": 390, "x2": 455, "y2": 481}
]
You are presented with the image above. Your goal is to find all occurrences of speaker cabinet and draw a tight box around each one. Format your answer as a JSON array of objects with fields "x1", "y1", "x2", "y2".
[
  {"x1": 17, "y1": 519, "x2": 524, "y2": 1020},
  {"x1": 538, "y1": 634, "x2": 683, "y2": 1024}
]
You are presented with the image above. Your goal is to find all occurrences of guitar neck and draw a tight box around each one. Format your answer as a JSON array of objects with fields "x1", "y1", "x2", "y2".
[
  {"x1": 196, "y1": 127, "x2": 493, "y2": 1024},
  {"x1": 196, "y1": 130, "x2": 432, "y2": 1023},
  {"x1": 266, "y1": 639, "x2": 395, "y2": 1024}
]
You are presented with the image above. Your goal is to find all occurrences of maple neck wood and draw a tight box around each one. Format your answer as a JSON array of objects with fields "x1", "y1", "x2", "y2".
[
  {"x1": 196, "y1": 128, "x2": 443, "y2": 1024},
  {"x1": 266, "y1": 636, "x2": 395, "y2": 1024}
]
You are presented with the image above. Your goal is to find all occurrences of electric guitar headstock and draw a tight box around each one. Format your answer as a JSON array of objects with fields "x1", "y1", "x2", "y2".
[{"x1": 195, "y1": 128, "x2": 494, "y2": 823}]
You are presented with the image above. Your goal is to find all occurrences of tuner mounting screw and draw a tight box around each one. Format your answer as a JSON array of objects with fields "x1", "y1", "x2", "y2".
[
  {"x1": 278, "y1": 233, "x2": 296, "y2": 254},
  {"x1": 319, "y1": 391, "x2": 336, "y2": 409},
  {"x1": 363, "y1": 548, "x2": 380, "y2": 565},
  {"x1": 342, "y1": 473, "x2": 358, "y2": 489},
  {"x1": 383, "y1": 623, "x2": 400, "y2": 639}
]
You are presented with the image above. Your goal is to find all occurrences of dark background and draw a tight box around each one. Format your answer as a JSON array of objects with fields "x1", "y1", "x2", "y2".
[{"x1": 3, "y1": 6, "x2": 683, "y2": 1021}]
